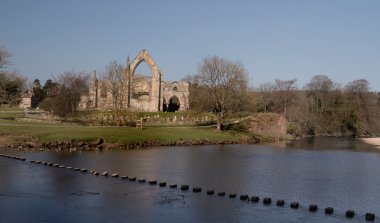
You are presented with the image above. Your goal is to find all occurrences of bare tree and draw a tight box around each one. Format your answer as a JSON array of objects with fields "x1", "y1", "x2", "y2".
[
  {"x1": 274, "y1": 79, "x2": 297, "y2": 118},
  {"x1": 103, "y1": 61, "x2": 128, "y2": 125},
  {"x1": 0, "y1": 47, "x2": 26, "y2": 107},
  {"x1": 0, "y1": 47, "x2": 11, "y2": 69},
  {"x1": 304, "y1": 75, "x2": 336, "y2": 115},
  {"x1": 39, "y1": 71, "x2": 89, "y2": 116},
  {"x1": 345, "y1": 79, "x2": 371, "y2": 113},
  {"x1": 343, "y1": 79, "x2": 378, "y2": 135},
  {"x1": 257, "y1": 82, "x2": 276, "y2": 113},
  {"x1": 0, "y1": 72, "x2": 26, "y2": 107},
  {"x1": 345, "y1": 79, "x2": 370, "y2": 96},
  {"x1": 194, "y1": 56, "x2": 249, "y2": 130}
]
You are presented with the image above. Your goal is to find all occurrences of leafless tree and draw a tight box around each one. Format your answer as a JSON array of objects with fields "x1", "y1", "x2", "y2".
[
  {"x1": 103, "y1": 61, "x2": 128, "y2": 125},
  {"x1": 0, "y1": 72, "x2": 26, "y2": 107},
  {"x1": 345, "y1": 79, "x2": 370, "y2": 96},
  {"x1": 304, "y1": 75, "x2": 336, "y2": 115},
  {"x1": 0, "y1": 47, "x2": 11, "y2": 69},
  {"x1": 0, "y1": 47, "x2": 26, "y2": 107},
  {"x1": 343, "y1": 79, "x2": 379, "y2": 135},
  {"x1": 257, "y1": 82, "x2": 276, "y2": 113},
  {"x1": 194, "y1": 56, "x2": 249, "y2": 130},
  {"x1": 274, "y1": 79, "x2": 297, "y2": 118},
  {"x1": 345, "y1": 79, "x2": 371, "y2": 113}
]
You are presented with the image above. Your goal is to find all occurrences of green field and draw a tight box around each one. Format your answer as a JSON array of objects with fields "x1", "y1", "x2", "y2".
[{"x1": 0, "y1": 111, "x2": 248, "y2": 145}]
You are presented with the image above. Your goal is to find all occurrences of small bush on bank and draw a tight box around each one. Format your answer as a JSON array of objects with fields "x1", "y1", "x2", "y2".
[{"x1": 225, "y1": 122, "x2": 249, "y2": 133}]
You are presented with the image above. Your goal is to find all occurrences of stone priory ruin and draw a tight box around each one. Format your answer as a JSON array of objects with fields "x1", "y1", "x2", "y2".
[{"x1": 81, "y1": 50, "x2": 189, "y2": 112}]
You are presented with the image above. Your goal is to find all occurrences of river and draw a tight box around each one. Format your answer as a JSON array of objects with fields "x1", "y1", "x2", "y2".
[{"x1": 0, "y1": 137, "x2": 379, "y2": 222}]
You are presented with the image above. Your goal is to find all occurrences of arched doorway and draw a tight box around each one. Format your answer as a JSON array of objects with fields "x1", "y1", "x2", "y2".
[{"x1": 168, "y1": 96, "x2": 180, "y2": 112}]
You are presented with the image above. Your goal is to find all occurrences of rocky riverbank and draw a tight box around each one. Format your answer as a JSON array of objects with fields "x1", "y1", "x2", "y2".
[
  {"x1": 0, "y1": 137, "x2": 262, "y2": 152},
  {"x1": 0, "y1": 112, "x2": 289, "y2": 152}
]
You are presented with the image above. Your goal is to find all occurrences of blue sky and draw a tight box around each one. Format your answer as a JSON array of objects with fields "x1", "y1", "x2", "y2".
[{"x1": 1, "y1": 0, "x2": 379, "y2": 90}]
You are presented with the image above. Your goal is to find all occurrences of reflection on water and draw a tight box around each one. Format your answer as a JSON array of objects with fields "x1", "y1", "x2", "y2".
[
  {"x1": 268, "y1": 136, "x2": 376, "y2": 151},
  {"x1": 0, "y1": 137, "x2": 379, "y2": 222}
]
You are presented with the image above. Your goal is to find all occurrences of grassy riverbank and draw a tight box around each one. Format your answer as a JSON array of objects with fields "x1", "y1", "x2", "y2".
[{"x1": 0, "y1": 111, "x2": 257, "y2": 147}]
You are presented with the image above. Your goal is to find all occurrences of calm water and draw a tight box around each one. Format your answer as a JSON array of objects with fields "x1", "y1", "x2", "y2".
[{"x1": 0, "y1": 137, "x2": 379, "y2": 222}]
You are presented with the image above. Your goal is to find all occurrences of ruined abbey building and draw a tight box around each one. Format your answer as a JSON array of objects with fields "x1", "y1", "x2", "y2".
[{"x1": 80, "y1": 50, "x2": 189, "y2": 112}]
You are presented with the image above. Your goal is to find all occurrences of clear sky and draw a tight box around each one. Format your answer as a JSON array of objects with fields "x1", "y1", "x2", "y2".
[{"x1": 1, "y1": 0, "x2": 379, "y2": 91}]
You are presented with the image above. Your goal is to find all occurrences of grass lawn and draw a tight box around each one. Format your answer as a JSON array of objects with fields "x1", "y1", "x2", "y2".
[{"x1": 0, "y1": 112, "x2": 245, "y2": 145}]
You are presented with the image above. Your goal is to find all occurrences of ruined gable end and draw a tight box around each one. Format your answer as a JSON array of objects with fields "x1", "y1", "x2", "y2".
[{"x1": 80, "y1": 50, "x2": 189, "y2": 112}]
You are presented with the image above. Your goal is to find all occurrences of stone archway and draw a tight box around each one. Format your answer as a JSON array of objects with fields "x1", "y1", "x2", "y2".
[
  {"x1": 128, "y1": 49, "x2": 162, "y2": 111},
  {"x1": 167, "y1": 96, "x2": 180, "y2": 112}
]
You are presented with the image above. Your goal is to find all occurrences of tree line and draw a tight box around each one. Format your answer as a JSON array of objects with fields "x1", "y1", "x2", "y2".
[
  {"x1": 0, "y1": 47, "x2": 90, "y2": 116},
  {"x1": 0, "y1": 47, "x2": 130, "y2": 118},
  {"x1": 253, "y1": 77, "x2": 380, "y2": 137},
  {"x1": 187, "y1": 57, "x2": 380, "y2": 136},
  {"x1": 2, "y1": 46, "x2": 379, "y2": 136}
]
